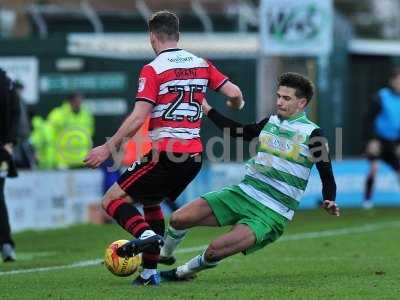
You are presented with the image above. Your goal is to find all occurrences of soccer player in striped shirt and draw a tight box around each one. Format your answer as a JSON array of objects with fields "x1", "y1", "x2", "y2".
[
  {"x1": 84, "y1": 10, "x2": 244, "y2": 285},
  {"x1": 160, "y1": 72, "x2": 339, "y2": 281}
]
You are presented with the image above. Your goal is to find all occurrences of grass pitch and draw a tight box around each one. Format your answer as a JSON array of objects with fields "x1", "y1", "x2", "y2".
[{"x1": 1, "y1": 208, "x2": 399, "y2": 300}]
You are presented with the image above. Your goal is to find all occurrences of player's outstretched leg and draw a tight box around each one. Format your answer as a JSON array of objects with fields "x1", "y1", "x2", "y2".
[
  {"x1": 159, "y1": 226, "x2": 187, "y2": 265},
  {"x1": 160, "y1": 224, "x2": 256, "y2": 281},
  {"x1": 158, "y1": 197, "x2": 219, "y2": 265}
]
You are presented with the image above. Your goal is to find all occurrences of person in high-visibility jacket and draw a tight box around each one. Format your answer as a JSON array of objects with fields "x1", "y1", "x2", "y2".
[
  {"x1": 30, "y1": 116, "x2": 56, "y2": 169},
  {"x1": 47, "y1": 92, "x2": 94, "y2": 169}
]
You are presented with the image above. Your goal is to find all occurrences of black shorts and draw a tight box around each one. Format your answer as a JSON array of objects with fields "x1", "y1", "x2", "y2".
[
  {"x1": 117, "y1": 151, "x2": 202, "y2": 205},
  {"x1": 366, "y1": 138, "x2": 400, "y2": 171}
]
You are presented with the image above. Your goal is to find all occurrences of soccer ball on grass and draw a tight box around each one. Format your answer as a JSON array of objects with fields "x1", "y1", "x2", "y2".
[{"x1": 104, "y1": 239, "x2": 141, "y2": 277}]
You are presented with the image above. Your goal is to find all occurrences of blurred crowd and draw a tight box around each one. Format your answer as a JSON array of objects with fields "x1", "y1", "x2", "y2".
[
  {"x1": 15, "y1": 85, "x2": 152, "y2": 171},
  {"x1": 15, "y1": 87, "x2": 95, "y2": 170}
]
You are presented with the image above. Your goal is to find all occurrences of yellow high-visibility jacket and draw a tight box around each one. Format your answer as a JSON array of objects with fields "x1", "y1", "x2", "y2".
[
  {"x1": 30, "y1": 116, "x2": 56, "y2": 169},
  {"x1": 47, "y1": 102, "x2": 94, "y2": 168}
]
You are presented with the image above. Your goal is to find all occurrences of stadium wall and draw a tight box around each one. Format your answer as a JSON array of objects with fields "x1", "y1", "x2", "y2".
[
  {"x1": 5, "y1": 160, "x2": 400, "y2": 232},
  {"x1": 0, "y1": 37, "x2": 257, "y2": 160}
]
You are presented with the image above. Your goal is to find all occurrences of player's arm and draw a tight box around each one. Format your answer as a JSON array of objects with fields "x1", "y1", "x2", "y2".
[
  {"x1": 308, "y1": 128, "x2": 339, "y2": 216},
  {"x1": 218, "y1": 81, "x2": 245, "y2": 110},
  {"x1": 203, "y1": 99, "x2": 268, "y2": 141},
  {"x1": 207, "y1": 60, "x2": 244, "y2": 110},
  {"x1": 85, "y1": 65, "x2": 159, "y2": 168},
  {"x1": 84, "y1": 101, "x2": 153, "y2": 168}
]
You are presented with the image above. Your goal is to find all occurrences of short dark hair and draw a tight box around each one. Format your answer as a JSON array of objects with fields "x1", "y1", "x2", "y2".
[
  {"x1": 278, "y1": 72, "x2": 314, "y2": 103},
  {"x1": 148, "y1": 10, "x2": 179, "y2": 41}
]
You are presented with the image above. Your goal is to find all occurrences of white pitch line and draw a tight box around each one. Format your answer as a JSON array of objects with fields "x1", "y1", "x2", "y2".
[
  {"x1": 279, "y1": 221, "x2": 400, "y2": 241},
  {"x1": 17, "y1": 252, "x2": 57, "y2": 261},
  {"x1": 1, "y1": 220, "x2": 399, "y2": 277},
  {"x1": 0, "y1": 259, "x2": 103, "y2": 276}
]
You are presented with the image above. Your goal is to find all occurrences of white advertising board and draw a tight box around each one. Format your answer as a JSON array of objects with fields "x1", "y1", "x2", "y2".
[
  {"x1": 260, "y1": 0, "x2": 333, "y2": 56},
  {"x1": 0, "y1": 57, "x2": 39, "y2": 104}
]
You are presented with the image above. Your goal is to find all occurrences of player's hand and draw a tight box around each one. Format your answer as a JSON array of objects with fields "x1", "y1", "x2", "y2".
[
  {"x1": 84, "y1": 144, "x2": 110, "y2": 168},
  {"x1": 226, "y1": 99, "x2": 245, "y2": 110},
  {"x1": 202, "y1": 98, "x2": 212, "y2": 115},
  {"x1": 321, "y1": 200, "x2": 340, "y2": 216}
]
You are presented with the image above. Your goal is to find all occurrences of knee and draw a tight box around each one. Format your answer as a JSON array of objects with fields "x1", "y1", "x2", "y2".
[
  {"x1": 204, "y1": 243, "x2": 221, "y2": 263},
  {"x1": 170, "y1": 212, "x2": 186, "y2": 230},
  {"x1": 101, "y1": 183, "x2": 126, "y2": 211},
  {"x1": 101, "y1": 195, "x2": 113, "y2": 211}
]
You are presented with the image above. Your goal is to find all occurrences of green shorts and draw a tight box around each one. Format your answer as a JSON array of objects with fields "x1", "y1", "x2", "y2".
[{"x1": 202, "y1": 185, "x2": 288, "y2": 254}]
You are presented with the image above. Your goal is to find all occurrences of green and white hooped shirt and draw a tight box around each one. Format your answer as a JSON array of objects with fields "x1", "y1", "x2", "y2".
[{"x1": 238, "y1": 112, "x2": 319, "y2": 220}]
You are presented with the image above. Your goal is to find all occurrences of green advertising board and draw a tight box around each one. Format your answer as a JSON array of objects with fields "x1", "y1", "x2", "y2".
[{"x1": 40, "y1": 73, "x2": 126, "y2": 93}]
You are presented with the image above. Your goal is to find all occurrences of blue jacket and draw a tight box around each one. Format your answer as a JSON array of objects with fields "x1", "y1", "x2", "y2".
[{"x1": 374, "y1": 88, "x2": 400, "y2": 141}]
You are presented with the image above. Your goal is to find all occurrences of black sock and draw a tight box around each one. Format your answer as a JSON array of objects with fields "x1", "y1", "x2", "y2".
[
  {"x1": 365, "y1": 174, "x2": 375, "y2": 201},
  {"x1": 142, "y1": 205, "x2": 164, "y2": 269},
  {"x1": 143, "y1": 205, "x2": 165, "y2": 236}
]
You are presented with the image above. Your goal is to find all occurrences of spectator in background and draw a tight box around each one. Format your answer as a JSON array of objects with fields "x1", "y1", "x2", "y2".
[
  {"x1": 31, "y1": 116, "x2": 56, "y2": 169},
  {"x1": 47, "y1": 92, "x2": 94, "y2": 169},
  {"x1": 0, "y1": 69, "x2": 20, "y2": 262},
  {"x1": 363, "y1": 68, "x2": 400, "y2": 209},
  {"x1": 13, "y1": 81, "x2": 36, "y2": 169}
]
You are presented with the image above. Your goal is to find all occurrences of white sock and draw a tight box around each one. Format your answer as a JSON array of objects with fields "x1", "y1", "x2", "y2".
[
  {"x1": 140, "y1": 230, "x2": 156, "y2": 239},
  {"x1": 160, "y1": 226, "x2": 187, "y2": 257},
  {"x1": 140, "y1": 268, "x2": 157, "y2": 279},
  {"x1": 175, "y1": 250, "x2": 218, "y2": 278}
]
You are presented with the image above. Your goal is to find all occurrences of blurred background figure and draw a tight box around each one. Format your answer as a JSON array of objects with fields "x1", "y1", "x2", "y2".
[
  {"x1": 363, "y1": 68, "x2": 400, "y2": 209},
  {"x1": 0, "y1": 68, "x2": 20, "y2": 262},
  {"x1": 13, "y1": 80, "x2": 36, "y2": 170},
  {"x1": 47, "y1": 92, "x2": 94, "y2": 169},
  {"x1": 30, "y1": 115, "x2": 56, "y2": 169}
]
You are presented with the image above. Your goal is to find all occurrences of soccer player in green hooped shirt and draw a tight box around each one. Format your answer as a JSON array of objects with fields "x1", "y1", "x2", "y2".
[{"x1": 160, "y1": 72, "x2": 339, "y2": 281}]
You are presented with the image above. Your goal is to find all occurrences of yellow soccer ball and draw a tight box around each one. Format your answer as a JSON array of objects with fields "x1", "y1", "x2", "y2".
[{"x1": 104, "y1": 240, "x2": 142, "y2": 277}]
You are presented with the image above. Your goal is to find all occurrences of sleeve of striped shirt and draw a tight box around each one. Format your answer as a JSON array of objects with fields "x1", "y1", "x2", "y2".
[
  {"x1": 207, "y1": 60, "x2": 229, "y2": 91},
  {"x1": 135, "y1": 65, "x2": 159, "y2": 105},
  {"x1": 207, "y1": 108, "x2": 269, "y2": 141},
  {"x1": 309, "y1": 128, "x2": 337, "y2": 201}
]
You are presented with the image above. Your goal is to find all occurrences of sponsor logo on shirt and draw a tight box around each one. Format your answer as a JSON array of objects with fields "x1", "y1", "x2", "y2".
[
  {"x1": 259, "y1": 132, "x2": 302, "y2": 160},
  {"x1": 168, "y1": 54, "x2": 193, "y2": 63},
  {"x1": 138, "y1": 77, "x2": 146, "y2": 92}
]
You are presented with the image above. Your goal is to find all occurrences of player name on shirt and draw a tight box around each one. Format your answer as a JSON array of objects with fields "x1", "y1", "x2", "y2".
[{"x1": 136, "y1": 48, "x2": 228, "y2": 153}]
